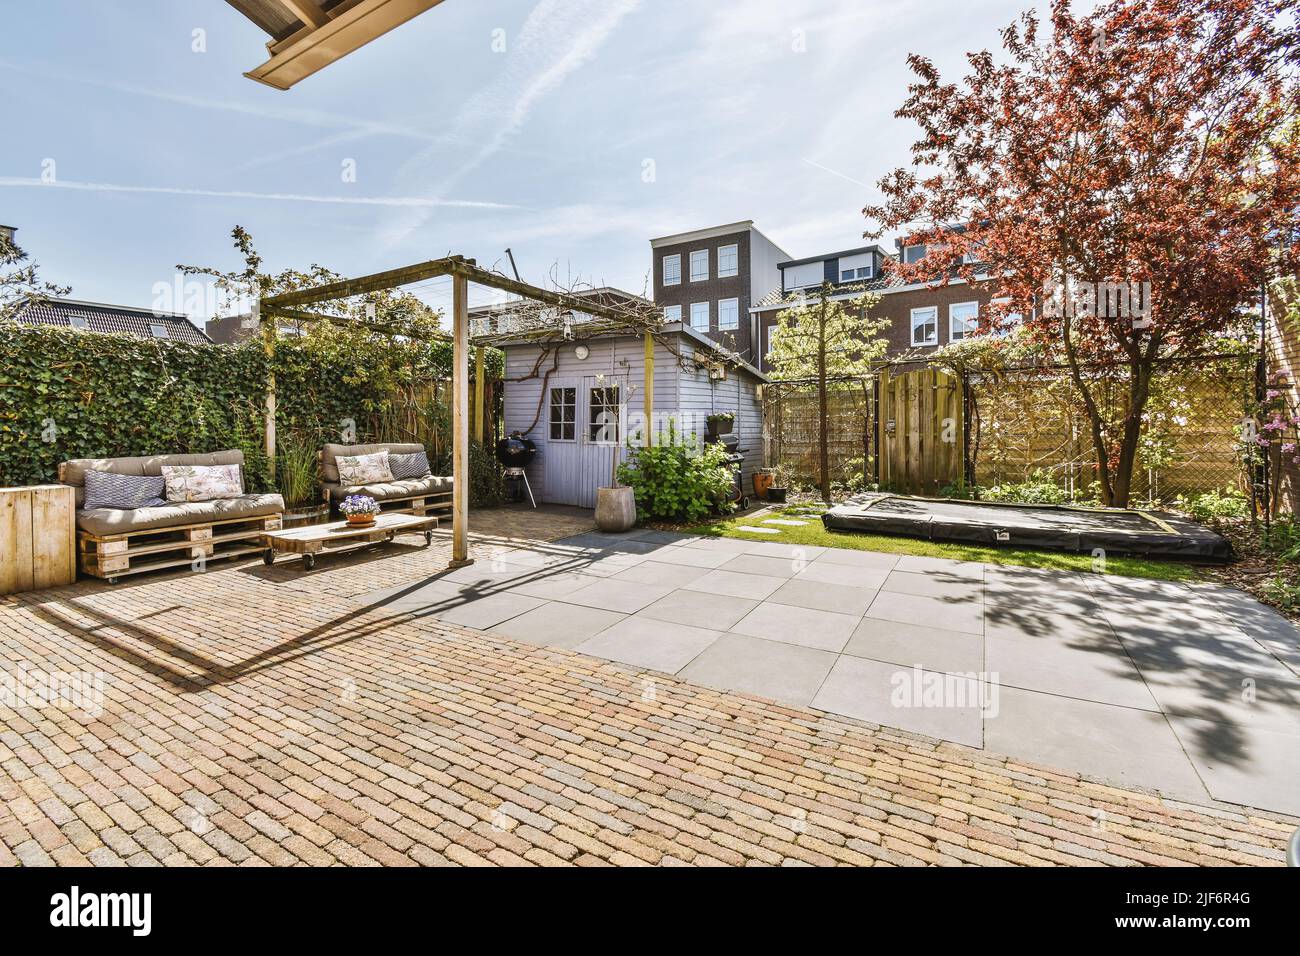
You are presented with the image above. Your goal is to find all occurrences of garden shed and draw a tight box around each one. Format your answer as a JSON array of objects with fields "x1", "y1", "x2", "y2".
[{"x1": 498, "y1": 322, "x2": 768, "y2": 508}]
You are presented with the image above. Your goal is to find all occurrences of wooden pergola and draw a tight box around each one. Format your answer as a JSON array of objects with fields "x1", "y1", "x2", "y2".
[{"x1": 259, "y1": 256, "x2": 663, "y2": 568}]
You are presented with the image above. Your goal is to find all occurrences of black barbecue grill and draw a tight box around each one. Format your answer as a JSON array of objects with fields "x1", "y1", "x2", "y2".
[{"x1": 496, "y1": 433, "x2": 537, "y2": 507}]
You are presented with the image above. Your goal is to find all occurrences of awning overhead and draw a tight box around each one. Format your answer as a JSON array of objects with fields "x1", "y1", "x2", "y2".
[{"x1": 225, "y1": 0, "x2": 447, "y2": 90}]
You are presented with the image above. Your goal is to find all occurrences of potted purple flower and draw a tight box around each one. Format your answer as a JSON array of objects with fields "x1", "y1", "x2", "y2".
[{"x1": 339, "y1": 494, "x2": 380, "y2": 526}]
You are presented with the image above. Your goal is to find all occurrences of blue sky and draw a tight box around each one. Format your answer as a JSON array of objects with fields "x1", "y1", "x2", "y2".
[{"x1": 1, "y1": 0, "x2": 1048, "y2": 325}]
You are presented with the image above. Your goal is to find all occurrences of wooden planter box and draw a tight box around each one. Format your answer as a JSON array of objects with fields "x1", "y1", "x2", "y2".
[
  {"x1": 0, "y1": 485, "x2": 76, "y2": 595},
  {"x1": 78, "y1": 513, "x2": 283, "y2": 583}
]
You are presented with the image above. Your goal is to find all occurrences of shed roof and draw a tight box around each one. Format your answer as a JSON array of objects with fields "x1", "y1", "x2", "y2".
[{"x1": 494, "y1": 321, "x2": 769, "y2": 384}]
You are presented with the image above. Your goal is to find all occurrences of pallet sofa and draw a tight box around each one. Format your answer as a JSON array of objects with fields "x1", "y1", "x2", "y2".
[
  {"x1": 320, "y1": 442, "x2": 453, "y2": 518},
  {"x1": 59, "y1": 450, "x2": 285, "y2": 583}
]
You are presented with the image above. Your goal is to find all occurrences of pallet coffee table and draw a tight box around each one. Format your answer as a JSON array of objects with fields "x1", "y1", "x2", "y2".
[{"x1": 260, "y1": 512, "x2": 438, "y2": 570}]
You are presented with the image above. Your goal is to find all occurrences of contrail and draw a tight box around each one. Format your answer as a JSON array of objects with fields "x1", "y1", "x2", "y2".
[{"x1": 0, "y1": 177, "x2": 519, "y2": 210}]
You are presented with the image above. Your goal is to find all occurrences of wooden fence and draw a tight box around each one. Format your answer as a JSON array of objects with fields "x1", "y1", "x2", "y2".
[{"x1": 761, "y1": 358, "x2": 1253, "y2": 502}]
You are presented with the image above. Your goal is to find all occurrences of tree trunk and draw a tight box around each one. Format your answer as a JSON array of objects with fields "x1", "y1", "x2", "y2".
[{"x1": 817, "y1": 292, "x2": 831, "y2": 503}]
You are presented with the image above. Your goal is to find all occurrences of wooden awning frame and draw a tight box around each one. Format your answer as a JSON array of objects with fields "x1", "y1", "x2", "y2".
[
  {"x1": 258, "y1": 255, "x2": 664, "y2": 567},
  {"x1": 233, "y1": 0, "x2": 448, "y2": 90}
]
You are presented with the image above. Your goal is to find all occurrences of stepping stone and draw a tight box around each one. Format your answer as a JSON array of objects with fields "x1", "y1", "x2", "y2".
[
  {"x1": 763, "y1": 519, "x2": 808, "y2": 526},
  {"x1": 735, "y1": 526, "x2": 782, "y2": 535}
]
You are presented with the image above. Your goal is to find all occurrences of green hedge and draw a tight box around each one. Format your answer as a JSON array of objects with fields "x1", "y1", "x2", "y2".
[{"x1": 0, "y1": 324, "x2": 492, "y2": 492}]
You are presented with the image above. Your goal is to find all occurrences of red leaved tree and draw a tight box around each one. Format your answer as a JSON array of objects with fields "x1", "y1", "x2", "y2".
[{"x1": 865, "y1": 0, "x2": 1300, "y2": 507}]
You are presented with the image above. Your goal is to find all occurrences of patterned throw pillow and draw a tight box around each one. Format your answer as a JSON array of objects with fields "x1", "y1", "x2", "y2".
[
  {"x1": 388, "y1": 451, "x2": 432, "y2": 480},
  {"x1": 82, "y1": 472, "x2": 167, "y2": 511},
  {"x1": 161, "y1": 464, "x2": 244, "y2": 503},
  {"x1": 336, "y1": 451, "x2": 394, "y2": 486}
]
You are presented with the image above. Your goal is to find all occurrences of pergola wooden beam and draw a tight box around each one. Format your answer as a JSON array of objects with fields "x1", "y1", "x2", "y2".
[
  {"x1": 236, "y1": 0, "x2": 449, "y2": 91},
  {"x1": 258, "y1": 254, "x2": 663, "y2": 570}
]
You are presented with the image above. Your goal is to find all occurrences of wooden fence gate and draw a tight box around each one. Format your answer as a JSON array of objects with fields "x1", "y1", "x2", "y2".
[{"x1": 876, "y1": 367, "x2": 964, "y2": 495}]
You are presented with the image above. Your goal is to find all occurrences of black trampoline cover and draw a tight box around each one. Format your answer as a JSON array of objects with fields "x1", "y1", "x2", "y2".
[{"x1": 821, "y1": 494, "x2": 1231, "y2": 560}]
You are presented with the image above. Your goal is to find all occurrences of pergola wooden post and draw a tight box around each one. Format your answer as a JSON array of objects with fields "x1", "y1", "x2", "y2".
[
  {"x1": 258, "y1": 255, "x2": 662, "y2": 570},
  {"x1": 450, "y1": 272, "x2": 472, "y2": 567}
]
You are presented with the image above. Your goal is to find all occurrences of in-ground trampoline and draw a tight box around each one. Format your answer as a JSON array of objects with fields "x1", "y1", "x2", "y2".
[{"x1": 822, "y1": 493, "x2": 1232, "y2": 560}]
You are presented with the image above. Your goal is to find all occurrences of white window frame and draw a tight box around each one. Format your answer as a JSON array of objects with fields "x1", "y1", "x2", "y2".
[
  {"x1": 717, "y1": 297, "x2": 739, "y2": 331},
  {"x1": 149, "y1": 324, "x2": 169, "y2": 339},
  {"x1": 903, "y1": 244, "x2": 926, "y2": 265},
  {"x1": 548, "y1": 386, "x2": 577, "y2": 443},
  {"x1": 689, "y1": 249, "x2": 709, "y2": 282},
  {"x1": 991, "y1": 297, "x2": 1023, "y2": 337},
  {"x1": 910, "y1": 306, "x2": 938, "y2": 346},
  {"x1": 662, "y1": 304, "x2": 682, "y2": 323},
  {"x1": 690, "y1": 301, "x2": 709, "y2": 331},
  {"x1": 717, "y1": 244, "x2": 738, "y2": 278},
  {"x1": 662, "y1": 254, "x2": 681, "y2": 286},
  {"x1": 949, "y1": 301, "x2": 979, "y2": 341}
]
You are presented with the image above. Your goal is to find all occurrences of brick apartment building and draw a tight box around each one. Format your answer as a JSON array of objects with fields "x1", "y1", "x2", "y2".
[
  {"x1": 649, "y1": 221, "x2": 791, "y2": 368},
  {"x1": 748, "y1": 237, "x2": 1004, "y2": 372}
]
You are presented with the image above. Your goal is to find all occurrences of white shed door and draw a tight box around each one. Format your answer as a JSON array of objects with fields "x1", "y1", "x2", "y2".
[{"x1": 542, "y1": 375, "x2": 627, "y2": 508}]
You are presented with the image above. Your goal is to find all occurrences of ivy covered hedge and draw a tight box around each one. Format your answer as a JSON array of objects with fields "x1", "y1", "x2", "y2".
[{"x1": 0, "y1": 323, "x2": 500, "y2": 495}]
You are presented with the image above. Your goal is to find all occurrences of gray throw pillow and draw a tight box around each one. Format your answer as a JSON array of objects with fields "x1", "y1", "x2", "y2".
[
  {"x1": 388, "y1": 451, "x2": 432, "y2": 480},
  {"x1": 83, "y1": 471, "x2": 167, "y2": 511}
]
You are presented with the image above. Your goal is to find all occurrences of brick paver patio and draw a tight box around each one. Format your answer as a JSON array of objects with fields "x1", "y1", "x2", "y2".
[{"x1": 1, "y1": 506, "x2": 1294, "y2": 866}]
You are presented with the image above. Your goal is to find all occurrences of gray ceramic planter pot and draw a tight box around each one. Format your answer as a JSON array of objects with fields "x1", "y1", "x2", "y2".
[{"x1": 595, "y1": 486, "x2": 636, "y2": 533}]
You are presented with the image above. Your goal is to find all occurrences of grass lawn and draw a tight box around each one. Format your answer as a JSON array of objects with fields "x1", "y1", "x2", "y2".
[{"x1": 687, "y1": 504, "x2": 1196, "y2": 582}]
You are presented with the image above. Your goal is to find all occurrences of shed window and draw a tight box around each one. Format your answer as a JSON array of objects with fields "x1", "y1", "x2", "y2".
[
  {"x1": 549, "y1": 387, "x2": 576, "y2": 441},
  {"x1": 589, "y1": 386, "x2": 620, "y2": 443}
]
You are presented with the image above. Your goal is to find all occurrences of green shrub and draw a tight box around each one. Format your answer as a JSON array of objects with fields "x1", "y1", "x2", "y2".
[
  {"x1": 979, "y1": 470, "x2": 1068, "y2": 504},
  {"x1": 1173, "y1": 487, "x2": 1247, "y2": 525},
  {"x1": 616, "y1": 431, "x2": 736, "y2": 523},
  {"x1": 276, "y1": 430, "x2": 322, "y2": 509}
]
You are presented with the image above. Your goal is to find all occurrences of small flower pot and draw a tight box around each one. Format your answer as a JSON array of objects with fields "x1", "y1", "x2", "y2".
[
  {"x1": 346, "y1": 513, "x2": 378, "y2": 526},
  {"x1": 595, "y1": 486, "x2": 636, "y2": 533},
  {"x1": 766, "y1": 487, "x2": 788, "y2": 504}
]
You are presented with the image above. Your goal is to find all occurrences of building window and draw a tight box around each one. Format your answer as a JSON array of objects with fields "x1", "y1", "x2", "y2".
[
  {"x1": 662, "y1": 254, "x2": 681, "y2": 286},
  {"x1": 149, "y1": 324, "x2": 169, "y2": 339},
  {"x1": 690, "y1": 301, "x2": 709, "y2": 331},
  {"x1": 68, "y1": 315, "x2": 88, "y2": 331},
  {"x1": 549, "y1": 387, "x2": 576, "y2": 441},
  {"x1": 663, "y1": 304, "x2": 682, "y2": 323},
  {"x1": 717, "y1": 244, "x2": 738, "y2": 278},
  {"x1": 718, "y1": 298, "x2": 739, "y2": 330},
  {"x1": 589, "y1": 385, "x2": 620, "y2": 443},
  {"x1": 783, "y1": 261, "x2": 824, "y2": 291},
  {"x1": 903, "y1": 244, "x2": 926, "y2": 265},
  {"x1": 949, "y1": 302, "x2": 979, "y2": 341},
  {"x1": 689, "y1": 249, "x2": 709, "y2": 282},
  {"x1": 911, "y1": 307, "x2": 938, "y2": 346},
  {"x1": 840, "y1": 266, "x2": 872, "y2": 281}
]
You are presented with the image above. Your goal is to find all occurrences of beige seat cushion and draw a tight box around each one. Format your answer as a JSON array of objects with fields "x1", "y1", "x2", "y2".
[
  {"x1": 326, "y1": 476, "x2": 452, "y2": 502},
  {"x1": 62, "y1": 451, "x2": 245, "y2": 508},
  {"x1": 76, "y1": 493, "x2": 284, "y2": 537},
  {"x1": 321, "y1": 443, "x2": 424, "y2": 483}
]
